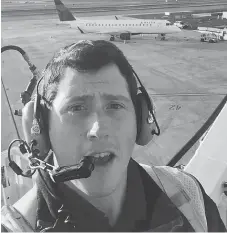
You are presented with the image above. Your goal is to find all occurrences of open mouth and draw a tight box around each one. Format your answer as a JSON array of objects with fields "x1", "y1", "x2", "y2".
[{"x1": 91, "y1": 152, "x2": 115, "y2": 166}]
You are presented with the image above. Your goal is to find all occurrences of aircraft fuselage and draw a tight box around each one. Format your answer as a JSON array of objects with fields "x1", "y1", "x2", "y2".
[{"x1": 68, "y1": 19, "x2": 181, "y2": 35}]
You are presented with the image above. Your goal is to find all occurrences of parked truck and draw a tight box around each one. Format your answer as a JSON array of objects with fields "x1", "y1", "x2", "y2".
[{"x1": 200, "y1": 33, "x2": 218, "y2": 43}]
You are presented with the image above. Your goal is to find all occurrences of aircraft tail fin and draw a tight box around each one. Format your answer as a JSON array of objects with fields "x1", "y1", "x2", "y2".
[{"x1": 54, "y1": 0, "x2": 76, "y2": 21}]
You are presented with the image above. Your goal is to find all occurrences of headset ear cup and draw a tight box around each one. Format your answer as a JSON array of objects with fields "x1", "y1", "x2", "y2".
[
  {"x1": 22, "y1": 101, "x2": 51, "y2": 159},
  {"x1": 135, "y1": 93, "x2": 155, "y2": 146}
]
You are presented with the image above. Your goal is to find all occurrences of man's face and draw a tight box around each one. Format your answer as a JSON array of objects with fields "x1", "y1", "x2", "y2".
[{"x1": 49, "y1": 63, "x2": 137, "y2": 197}]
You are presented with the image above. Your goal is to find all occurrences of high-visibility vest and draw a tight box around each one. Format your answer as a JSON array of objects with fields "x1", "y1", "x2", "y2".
[
  {"x1": 141, "y1": 164, "x2": 207, "y2": 232},
  {"x1": 1, "y1": 165, "x2": 207, "y2": 232}
]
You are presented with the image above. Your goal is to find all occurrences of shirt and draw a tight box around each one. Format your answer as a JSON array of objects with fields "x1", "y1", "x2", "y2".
[
  {"x1": 37, "y1": 159, "x2": 148, "y2": 231},
  {"x1": 35, "y1": 158, "x2": 226, "y2": 232}
]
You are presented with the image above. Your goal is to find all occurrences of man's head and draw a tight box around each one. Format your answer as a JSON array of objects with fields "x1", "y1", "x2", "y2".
[{"x1": 24, "y1": 40, "x2": 151, "y2": 197}]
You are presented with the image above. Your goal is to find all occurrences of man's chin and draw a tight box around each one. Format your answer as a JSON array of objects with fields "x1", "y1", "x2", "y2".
[{"x1": 68, "y1": 155, "x2": 127, "y2": 197}]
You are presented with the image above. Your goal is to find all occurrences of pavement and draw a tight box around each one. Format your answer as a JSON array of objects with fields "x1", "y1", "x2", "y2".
[{"x1": 1, "y1": 0, "x2": 227, "y2": 166}]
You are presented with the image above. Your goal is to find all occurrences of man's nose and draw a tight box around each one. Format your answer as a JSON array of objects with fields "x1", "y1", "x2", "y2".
[{"x1": 86, "y1": 114, "x2": 109, "y2": 141}]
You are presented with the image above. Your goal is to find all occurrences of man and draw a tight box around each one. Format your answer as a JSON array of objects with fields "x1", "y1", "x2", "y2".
[{"x1": 1, "y1": 40, "x2": 226, "y2": 232}]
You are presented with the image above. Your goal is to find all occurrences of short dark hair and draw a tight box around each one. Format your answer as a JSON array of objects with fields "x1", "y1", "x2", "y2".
[{"x1": 39, "y1": 40, "x2": 138, "y2": 111}]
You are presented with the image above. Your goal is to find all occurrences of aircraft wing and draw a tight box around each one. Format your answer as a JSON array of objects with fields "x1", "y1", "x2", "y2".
[
  {"x1": 97, "y1": 30, "x2": 131, "y2": 35},
  {"x1": 184, "y1": 98, "x2": 227, "y2": 228}
]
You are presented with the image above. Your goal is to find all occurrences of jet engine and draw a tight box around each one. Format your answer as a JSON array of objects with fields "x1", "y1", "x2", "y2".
[{"x1": 120, "y1": 33, "x2": 131, "y2": 40}]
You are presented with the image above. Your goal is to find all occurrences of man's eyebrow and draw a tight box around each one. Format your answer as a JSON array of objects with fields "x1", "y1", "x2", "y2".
[
  {"x1": 101, "y1": 94, "x2": 131, "y2": 102},
  {"x1": 66, "y1": 94, "x2": 131, "y2": 102}
]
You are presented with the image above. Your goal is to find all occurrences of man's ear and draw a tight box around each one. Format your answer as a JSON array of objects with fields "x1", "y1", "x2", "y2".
[{"x1": 22, "y1": 101, "x2": 51, "y2": 159}]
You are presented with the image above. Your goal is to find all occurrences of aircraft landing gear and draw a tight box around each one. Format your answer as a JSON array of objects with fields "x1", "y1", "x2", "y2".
[
  {"x1": 110, "y1": 35, "x2": 115, "y2": 41},
  {"x1": 160, "y1": 33, "x2": 166, "y2": 41}
]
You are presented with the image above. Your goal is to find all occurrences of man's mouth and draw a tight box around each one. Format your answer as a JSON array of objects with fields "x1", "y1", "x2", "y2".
[{"x1": 90, "y1": 152, "x2": 115, "y2": 166}]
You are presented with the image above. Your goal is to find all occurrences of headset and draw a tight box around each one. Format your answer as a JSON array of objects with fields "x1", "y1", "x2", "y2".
[
  {"x1": 18, "y1": 62, "x2": 160, "y2": 185},
  {"x1": 25, "y1": 63, "x2": 159, "y2": 153},
  {"x1": 26, "y1": 67, "x2": 160, "y2": 159},
  {"x1": 3, "y1": 43, "x2": 160, "y2": 185},
  {"x1": 2, "y1": 44, "x2": 160, "y2": 231}
]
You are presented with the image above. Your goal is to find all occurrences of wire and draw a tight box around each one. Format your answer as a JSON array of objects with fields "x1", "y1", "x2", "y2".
[
  {"x1": 1, "y1": 45, "x2": 26, "y2": 55},
  {"x1": 38, "y1": 169, "x2": 61, "y2": 201},
  {"x1": 8, "y1": 139, "x2": 36, "y2": 177},
  {"x1": 1, "y1": 78, "x2": 21, "y2": 139},
  {"x1": 1, "y1": 45, "x2": 38, "y2": 140}
]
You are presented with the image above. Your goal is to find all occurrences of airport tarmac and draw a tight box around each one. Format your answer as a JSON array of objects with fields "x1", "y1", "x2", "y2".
[
  {"x1": 2, "y1": 0, "x2": 227, "y2": 21},
  {"x1": 1, "y1": 2, "x2": 227, "y2": 166}
]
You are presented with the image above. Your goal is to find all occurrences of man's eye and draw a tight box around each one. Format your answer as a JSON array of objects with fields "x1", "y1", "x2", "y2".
[
  {"x1": 107, "y1": 103, "x2": 124, "y2": 110},
  {"x1": 67, "y1": 105, "x2": 86, "y2": 113}
]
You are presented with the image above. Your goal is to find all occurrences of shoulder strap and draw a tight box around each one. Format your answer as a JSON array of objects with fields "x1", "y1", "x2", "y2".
[
  {"x1": 140, "y1": 164, "x2": 208, "y2": 232},
  {"x1": 1, "y1": 205, "x2": 34, "y2": 232}
]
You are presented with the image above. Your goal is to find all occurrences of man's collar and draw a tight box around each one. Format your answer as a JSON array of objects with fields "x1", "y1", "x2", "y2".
[{"x1": 112, "y1": 159, "x2": 147, "y2": 231}]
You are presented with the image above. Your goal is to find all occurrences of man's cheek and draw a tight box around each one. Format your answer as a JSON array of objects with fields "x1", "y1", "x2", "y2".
[
  {"x1": 119, "y1": 118, "x2": 137, "y2": 139},
  {"x1": 118, "y1": 123, "x2": 136, "y2": 150}
]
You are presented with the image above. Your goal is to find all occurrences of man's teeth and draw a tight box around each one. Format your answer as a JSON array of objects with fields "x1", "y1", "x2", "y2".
[{"x1": 93, "y1": 152, "x2": 111, "y2": 158}]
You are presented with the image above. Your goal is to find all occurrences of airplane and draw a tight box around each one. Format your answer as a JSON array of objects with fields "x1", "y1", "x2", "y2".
[
  {"x1": 53, "y1": 0, "x2": 181, "y2": 41},
  {"x1": 195, "y1": 26, "x2": 227, "y2": 41}
]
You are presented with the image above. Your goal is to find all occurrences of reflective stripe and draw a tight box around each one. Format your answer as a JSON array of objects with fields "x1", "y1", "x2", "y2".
[{"x1": 171, "y1": 191, "x2": 190, "y2": 208}]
